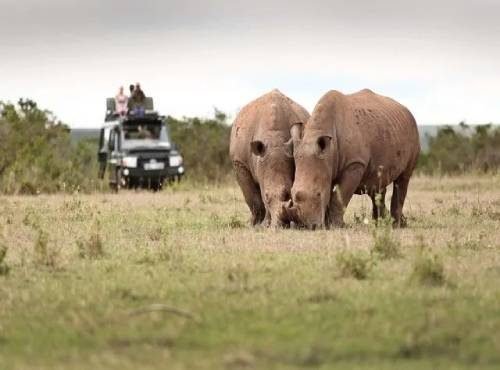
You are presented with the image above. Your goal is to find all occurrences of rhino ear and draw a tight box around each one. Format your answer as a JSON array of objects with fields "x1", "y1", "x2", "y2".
[
  {"x1": 284, "y1": 138, "x2": 294, "y2": 158},
  {"x1": 316, "y1": 135, "x2": 332, "y2": 156},
  {"x1": 250, "y1": 140, "x2": 266, "y2": 157},
  {"x1": 290, "y1": 122, "x2": 304, "y2": 143}
]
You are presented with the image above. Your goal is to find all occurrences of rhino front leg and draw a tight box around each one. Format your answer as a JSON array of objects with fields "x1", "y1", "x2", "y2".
[
  {"x1": 233, "y1": 162, "x2": 266, "y2": 226},
  {"x1": 326, "y1": 163, "x2": 365, "y2": 228}
]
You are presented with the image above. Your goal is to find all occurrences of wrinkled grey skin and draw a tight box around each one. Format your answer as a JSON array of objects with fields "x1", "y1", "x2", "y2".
[
  {"x1": 286, "y1": 89, "x2": 420, "y2": 229},
  {"x1": 229, "y1": 89, "x2": 310, "y2": 227}
]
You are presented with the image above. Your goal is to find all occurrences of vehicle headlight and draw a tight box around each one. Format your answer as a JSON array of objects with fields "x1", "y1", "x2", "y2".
[
  {"x1": 169, "y1": 155, "x2": 183, "y2": 167},
  {"x1": 122, "y1": 156, "x2": 137, "y2": 168}
]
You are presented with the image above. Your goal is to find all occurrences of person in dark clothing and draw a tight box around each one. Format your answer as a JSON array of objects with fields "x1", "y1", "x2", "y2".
[
  {"x1": 127, "y1": 84, "x2": 135, "y2": 111},
  {"x1": 133, "y1": 83, "x2": 146, "y2": 103},
  {"x1": 130, "y1": 83, "x2": 146, "y2": 116}
]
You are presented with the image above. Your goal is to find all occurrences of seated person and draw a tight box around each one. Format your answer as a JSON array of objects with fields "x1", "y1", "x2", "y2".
[
  {"x1": 129, "y1": 83, "x2": 146, "y2": 116},
  {"x1": 114, "y1": 86, "x2": 128, "y2": 117},
  {"x1": 133, "y1": 83, "x2": 146, "y2": 103}
]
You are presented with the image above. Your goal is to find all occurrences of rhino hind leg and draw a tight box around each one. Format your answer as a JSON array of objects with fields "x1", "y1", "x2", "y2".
[
  {"x1": 370, "y1": 188, "x2": 387, "y2": 221},
  {"x1": 391, "y1": 174, "x2": 410, "y2": 228},
  {"x1": 233, "y1": 162, "x2": 266, "y2": 226}
]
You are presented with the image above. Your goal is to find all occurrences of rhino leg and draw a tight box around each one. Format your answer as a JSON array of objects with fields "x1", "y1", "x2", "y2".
[
  {"x1": 370, "y1": 188, "x2": 387, "y2": 220},
  {"x1": 233, "y1": 162, "x2": 266, "y2": 226},
  {"x1": 391, "y1": 174, "x2": 410, "y2": 228},
  {"x1": 326, "y1": 163, "x2": 365, "y2": 228}
]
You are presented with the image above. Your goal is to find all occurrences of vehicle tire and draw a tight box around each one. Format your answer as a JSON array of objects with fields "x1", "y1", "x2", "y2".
[{"x1": 109, "y1": 168, "x2": 122, "y2": 193}]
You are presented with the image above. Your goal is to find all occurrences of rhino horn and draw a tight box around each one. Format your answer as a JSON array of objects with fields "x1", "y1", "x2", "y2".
[{"x1": 290, "y1": 122, "x2": 304, "y2": 143}]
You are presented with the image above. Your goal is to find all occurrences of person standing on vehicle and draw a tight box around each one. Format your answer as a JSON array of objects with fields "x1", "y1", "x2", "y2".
[{"x1": 115, "y1": 86, "x2": 128, "y2": 117}]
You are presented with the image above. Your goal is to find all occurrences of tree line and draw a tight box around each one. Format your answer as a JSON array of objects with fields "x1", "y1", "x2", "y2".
[{"x1": 1, "y1": 99, "x2": 499, "y2": 194}]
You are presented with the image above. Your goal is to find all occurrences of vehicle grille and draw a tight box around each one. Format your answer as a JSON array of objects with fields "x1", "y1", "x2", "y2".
[{"x1": 135, "y1": 152, "x2": 169, "y2": 168}]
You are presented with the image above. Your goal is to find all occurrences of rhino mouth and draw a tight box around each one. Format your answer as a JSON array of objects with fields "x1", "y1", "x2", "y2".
[{"x1": 282, "y1": 201, "x2": 323, "y2": 230}]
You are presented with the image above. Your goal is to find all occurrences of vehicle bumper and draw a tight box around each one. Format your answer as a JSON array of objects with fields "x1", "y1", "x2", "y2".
[{"x1": 121, "y1": 166, "x2": 184, "y2": 179}]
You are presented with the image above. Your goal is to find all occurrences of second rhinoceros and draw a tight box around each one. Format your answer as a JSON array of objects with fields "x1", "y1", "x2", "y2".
[
  {"x1": 286, "y1": 89, "x2": 420, "y2": 229},
  {"x1": 230, "y1": 89, "x2": 310, "y2": 227}
]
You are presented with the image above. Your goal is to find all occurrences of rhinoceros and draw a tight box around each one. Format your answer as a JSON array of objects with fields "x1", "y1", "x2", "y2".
[
  {"x1": 286, "y1": 89, "x2": 420, "y2": 229},
  {"x1": 230, "y1": 89, "x2": 310, "y2": 227}
]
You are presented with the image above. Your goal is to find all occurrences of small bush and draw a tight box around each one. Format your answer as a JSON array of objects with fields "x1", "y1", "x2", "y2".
[
  {"x1": 447, "y1": 232, "x2": 485, "y2": 252},
  {"x1": 410, "y1": 250, "x2": 446, "y2": 286},
  {"x1": 336, "y1": 250, "x2": 373, "y2": 280},
  {"x1": 0, "y1": 243, "x2": 10, "y2": 276},
  {"x1": 371, "y1": 222, "x2": 402, "y2": 259},
  {"x1": 226, "y1": 263, "x2": 251, "y2": 292},
  {"x1": 77, "y1": 222, "x2": 104, "y2": 259},
  {"x1": 227, "y1": 214, "x2": 244, "y2": 229},
  {"x1": 33, "y1": 229, "x2": 58, "y2": 267},
  {"x1": 148, "y1": 226, "x2": 166, "y2": 242}
]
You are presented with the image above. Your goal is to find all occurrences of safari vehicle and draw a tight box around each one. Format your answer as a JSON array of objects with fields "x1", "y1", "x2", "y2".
[{"x1": 97, "y1": 97, "x2": 184, "y2": 191}]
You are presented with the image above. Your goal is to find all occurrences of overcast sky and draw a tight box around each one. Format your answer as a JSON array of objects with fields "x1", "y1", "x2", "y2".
[{"x1": 1, "y1": 0, "x2": 499, "y2": 127}]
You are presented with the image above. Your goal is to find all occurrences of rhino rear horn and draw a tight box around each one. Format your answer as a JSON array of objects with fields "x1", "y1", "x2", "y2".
[{"x1": 290, "y1": 122, "x2": 304, "y2": 143}]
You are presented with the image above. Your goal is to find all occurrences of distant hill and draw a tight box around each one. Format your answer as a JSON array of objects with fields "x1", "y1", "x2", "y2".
[{"x1": 68, "y1": 125, "x2": 473, "y2": 152}]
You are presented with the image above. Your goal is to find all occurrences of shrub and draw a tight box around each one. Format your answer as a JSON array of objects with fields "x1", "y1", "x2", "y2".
[
  {"x1": 410, "y1": 248, "x2": 446, "y2": 286},
  {"x1": 33, "y1": 228, "x2": 58, "y2": 268},
  {"x1": 0, "y1": 99, "x2": 98, "y2": 194},
  {"x1": 166, "y1": 109, "x2": 232, "y2": 183},
  {"x1": 77, "y1": 221, "x2": 105, "y2": 259},
  {"x1": 0, "y1": 243, "x2": 10, "y2": 276},
  {"x1": 418, "y1": 122, "x2": 500, "y2": 175},
  {"x1": 227, "y1": 214, "x2": 244, "y2": 229},
  {"x1": 371, "y1": 221, "x2": 402, "y2": 259},
  {"x1": 336, "y1": 250, "x2": 373, "y2": 280}
]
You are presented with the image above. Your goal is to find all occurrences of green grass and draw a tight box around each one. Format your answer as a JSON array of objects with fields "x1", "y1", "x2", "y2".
[{"x1": 0, "y1": 175, "x2": 500, "y2": 369}]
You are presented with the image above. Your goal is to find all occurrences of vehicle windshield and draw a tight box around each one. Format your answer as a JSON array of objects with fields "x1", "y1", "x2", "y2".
[{"x1": 121, "y1": 120, "x2": 171, "y2": 149}]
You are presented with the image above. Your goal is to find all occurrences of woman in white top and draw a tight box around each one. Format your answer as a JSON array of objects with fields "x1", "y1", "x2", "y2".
[{"x1": 115, "y1": 86, "x2": 128, "y2": 117}]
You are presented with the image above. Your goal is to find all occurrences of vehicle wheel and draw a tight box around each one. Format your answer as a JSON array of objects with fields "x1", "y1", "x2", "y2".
[{"x1": 109, "y1": 168, "x2": 122, "y2": 193}]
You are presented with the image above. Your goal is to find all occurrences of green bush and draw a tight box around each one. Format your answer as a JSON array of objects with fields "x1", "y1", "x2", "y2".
[
  {"x1": 0, "y1": 99, "x2": 98, "y2": 194},
  {"x1": 418, "y1": 122, "x2": 500, "y2": 175},
  {"x1": 371, "y1": 222, "x2": 402, "y2": 260},
  {"x1": 0, "y1": 243, "x2": 10, "y2": 276},
  {"x1": 167, "y1": 109, "x2": 232, "y2": 183},
  {"x1": 410, "y1": 250, "x2": 446, "y2": 287},
  {"x1": 336, "y1": 250, "x2": 373, "y2": 280}
]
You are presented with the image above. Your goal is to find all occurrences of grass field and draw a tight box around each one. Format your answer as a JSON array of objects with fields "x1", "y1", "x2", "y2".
[{"x1": 1, "y1": 175, "x2": 500, "y2": 370}]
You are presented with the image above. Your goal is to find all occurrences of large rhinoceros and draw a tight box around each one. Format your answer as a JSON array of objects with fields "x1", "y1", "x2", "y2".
[
  {"x1": 230, "y1": 89, "x2": 310, "y2": 227},
  {"x1": 286, "y1": 89, "x2": 420, "y2": 229}
]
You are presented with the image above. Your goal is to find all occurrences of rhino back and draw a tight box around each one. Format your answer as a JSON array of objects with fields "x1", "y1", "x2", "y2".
[{"x1": 342, "y1": 90, "x2": 420, "y2": 185}]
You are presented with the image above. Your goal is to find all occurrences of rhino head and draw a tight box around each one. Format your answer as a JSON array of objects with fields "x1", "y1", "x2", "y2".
[
  {"x1": 285, "y1": 115, "x2": 337, "y2": 229},
  {"x1": 251, "y1": 133, "x2": 295, "y2": 227}
]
